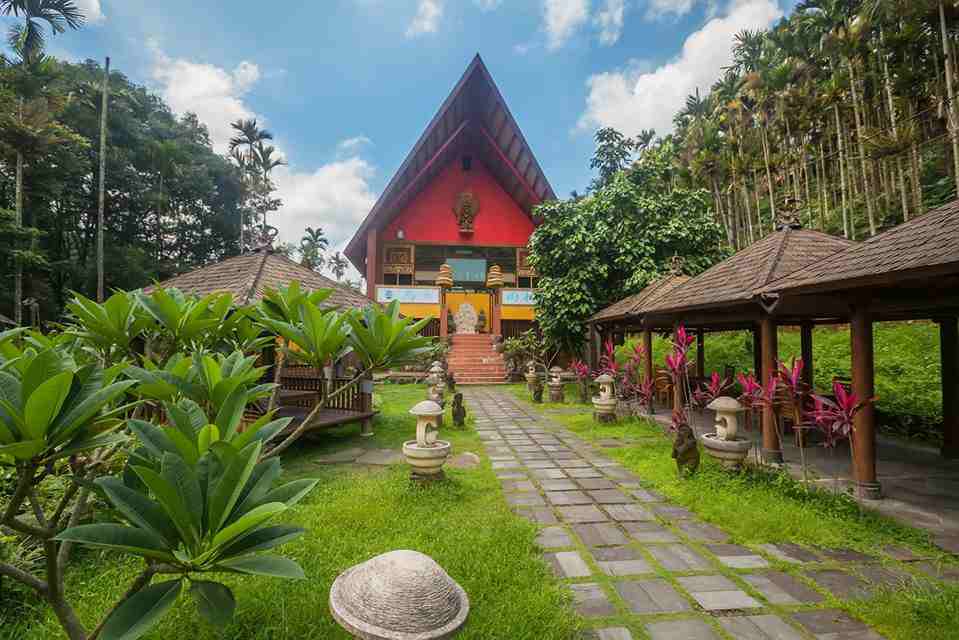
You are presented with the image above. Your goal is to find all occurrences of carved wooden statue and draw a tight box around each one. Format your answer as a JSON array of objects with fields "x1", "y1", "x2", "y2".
[
  {"x1": 452, "y1": 393, "x2": 466, "y2": 427},
  {"x1": 671, "y1": 422, "x2": 700, "y2": 475}
]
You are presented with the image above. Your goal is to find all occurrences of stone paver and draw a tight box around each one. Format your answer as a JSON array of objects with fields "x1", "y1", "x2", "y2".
[
  {"x1": 645, "y1": 618, "x2": 718, "y2": 640},
  {"x1": 615, "y1": 578, "x2": 691, "y2": 613},
  {"x1": 743, "y1": 571, "x2": 824, "y2": 604},
  {"x1": 463, "y1": 388, "x2": 889, "y2": 640},
  {"x1": 676, "y1": 574, "x2": 762, "y2": 611},
  {"x1": 719, "y1": 615, "x2": 807, "y2": 640}
]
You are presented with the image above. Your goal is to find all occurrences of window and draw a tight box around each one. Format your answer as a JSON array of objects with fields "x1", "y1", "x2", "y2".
[
  {"x1": 517, "y1": 276, "x2": 539, "y2": 289},
  {"x1": 383, "y1": 273, "x2": 413, "y2": 286}
]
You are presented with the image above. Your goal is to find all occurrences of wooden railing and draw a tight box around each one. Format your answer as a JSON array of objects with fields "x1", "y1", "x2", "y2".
[
  {"x1": 280, "y1": 366, "x2": 369, "y2": 412},
  {"x1": 419, "y1": 318, "x2": 441, "y2": 337}
]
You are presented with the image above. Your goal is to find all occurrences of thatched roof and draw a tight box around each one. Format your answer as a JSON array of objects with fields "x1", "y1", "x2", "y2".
[
  {"x1": 589, "y1": 274, "x2": 691, "y2": 324},
  {"x1": 151, "y1": 249, "x2": 370, "y2": 309}
]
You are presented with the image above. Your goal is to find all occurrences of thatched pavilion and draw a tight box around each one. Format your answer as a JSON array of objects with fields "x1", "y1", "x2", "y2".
[{"x1": 590, "y1": 200, "x2": 959, "y2": 501}]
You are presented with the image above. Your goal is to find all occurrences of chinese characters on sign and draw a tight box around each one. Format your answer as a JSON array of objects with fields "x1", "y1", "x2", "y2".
[
  {"x1": 376, "y1": 287, "x2": 441, "y2": 304},
  {"x1": 501, "y1": 288, "x2": 536, "y2": 306}
]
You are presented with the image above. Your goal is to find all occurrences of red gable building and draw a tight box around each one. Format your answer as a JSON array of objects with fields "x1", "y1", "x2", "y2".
[{"x1": 345, "y1": 54, "x2": 555, "y2": 345}]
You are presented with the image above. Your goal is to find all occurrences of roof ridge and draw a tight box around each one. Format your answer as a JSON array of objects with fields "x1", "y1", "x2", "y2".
[
  {"x1": 758, "y1": 229, "x2": 790, "y2": 288},
  {"x1": 243, "y1": 251, "x2": 271, "y2": 305}
]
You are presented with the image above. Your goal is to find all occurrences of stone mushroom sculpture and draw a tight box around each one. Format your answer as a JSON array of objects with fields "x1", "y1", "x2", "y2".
[
  {"x1": 403, "y1": 400, "x2": 451, "y2": 479},
  {"x1": 547, "y1": 366, "x2": 565, "y2": 403},
  {"x1": 701, "y1": 396, "x2": 752, "y2": 470},
  {"x1": 330, "y1": 549, "x2": 470, "y2": 640},
  {"x1": 592, "y1": 373, "x2": 617, "y2": 423}
]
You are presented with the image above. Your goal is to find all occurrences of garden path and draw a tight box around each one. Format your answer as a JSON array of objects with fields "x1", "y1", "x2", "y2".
[{"x1": 460, "y1": 387, "x2": 934, "y2": 640}]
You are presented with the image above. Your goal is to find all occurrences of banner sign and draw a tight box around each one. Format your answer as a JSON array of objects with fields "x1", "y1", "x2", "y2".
[
  {"x1": 447, "y1": 258, "x2": 488, "y2": 283},
  {"x1": 502, "y1": 288, "x2": 536, "y2": 306},
  {"x1": 376, "y1": 286, "x2": 440, "y2": 304}
]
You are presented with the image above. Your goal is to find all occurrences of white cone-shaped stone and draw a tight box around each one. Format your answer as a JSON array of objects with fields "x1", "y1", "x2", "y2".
[{"x1": 330, "y1": 550, "x2": 469, "y2": 640}]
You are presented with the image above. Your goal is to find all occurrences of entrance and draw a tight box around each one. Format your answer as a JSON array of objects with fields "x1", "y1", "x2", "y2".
[{"x1": 446, "y1": 289, "x2": 494, "y2": 334}]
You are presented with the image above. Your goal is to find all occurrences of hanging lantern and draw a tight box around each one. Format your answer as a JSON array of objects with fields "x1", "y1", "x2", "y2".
[
  {"x1": 485, "y1": 264, "x2": 504, "y2": 289},
  {"x1": 435, "y1": 264, "x2": 454, "y2": 289}
]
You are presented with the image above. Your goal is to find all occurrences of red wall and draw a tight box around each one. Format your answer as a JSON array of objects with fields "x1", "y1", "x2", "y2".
[{"x1": 382, "y1": 156, "x2": 534, "y2": 246}]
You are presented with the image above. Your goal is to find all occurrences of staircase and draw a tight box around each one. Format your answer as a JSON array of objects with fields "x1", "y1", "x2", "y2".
[{"x1": 446, "y1": 334, "x2": 507, "y2": 385}]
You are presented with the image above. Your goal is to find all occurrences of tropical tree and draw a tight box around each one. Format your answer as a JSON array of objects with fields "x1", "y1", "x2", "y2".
[
  {"x1": 327, "y1": 251, "x2": 348, "y2": 281},
  {"x1": 299, "y1": 226, "x2": 328, "y2": 270}
]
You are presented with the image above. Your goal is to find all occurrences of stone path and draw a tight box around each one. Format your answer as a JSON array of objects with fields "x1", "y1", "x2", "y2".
[{"x1": 463, "y1": 387, "x2": 949, "y2": 640}]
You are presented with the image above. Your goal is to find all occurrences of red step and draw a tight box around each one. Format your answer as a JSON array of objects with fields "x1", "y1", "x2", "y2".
[{"x1": 446, "y1": 334, "x2": 507, "y2": 383}]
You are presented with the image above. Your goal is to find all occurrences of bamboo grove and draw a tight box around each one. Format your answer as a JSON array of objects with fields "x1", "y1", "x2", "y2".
[{"x1": 660, "y1": 0, "x2": 959, "y2": 249}]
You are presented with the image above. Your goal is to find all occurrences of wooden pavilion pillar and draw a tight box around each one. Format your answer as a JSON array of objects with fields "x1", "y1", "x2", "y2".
[
  {"x1": 850, "y1": 304, "x2": 881, "y2": 499},
  {"x1": 696, "y1": 329, "x2": 705, "y2": 378},
  {"x1": 365, "y1": 229, "x2": 378, "y2": 301},
  {"x1": 439, "y1": 288, "x2": 448, "y2": 338},
  {"x1": 643, "y1": 328, "x2": 654, "y2": 413},
  {"x1": 673, "y1": 322, "x2": 684, "y2": 417},
  {"x1": 490, "y1": 289, "x2": 502, "y2": 336},
  {"x1": 760, "y1": 314, "x2": 782, "y2": 462},
  {"x1": 752, "y1": 328, "x2": 762, "y2": 376},
  {"x1": 800, "y1": 322, "x2": 814, "y2": 389},
  {"x1": 939, "y1": 317, "x2": 959, "y2": 459}
]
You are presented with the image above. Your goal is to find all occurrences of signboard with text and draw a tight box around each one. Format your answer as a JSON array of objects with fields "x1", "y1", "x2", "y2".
[
  {"x1": 447, "y1": 258, "x2": 488, "y2": 283},
  {"x1": 375, "y1": 286, "x2": 440, "y2": 304},
  {"x1": 501, "y1": 288, "x2": 536, "y2": 306}
]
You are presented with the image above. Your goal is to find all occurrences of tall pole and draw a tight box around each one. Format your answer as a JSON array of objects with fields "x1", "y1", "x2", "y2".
[
  {"x1": 938, "y1": 318, "x2": 958, "y2": 459},
  {"x1": 97, "y1": 57, "x2": 111, "y2": 302},
  {"x1": 14, "y1": 99, "x2": 23, "y2": 326},
  {"x1": 760, "y1": 314, "x2": 782, "y2": 463},
  {"x1": 850, "y1": 304, "x2": 879, "y2": 499}
]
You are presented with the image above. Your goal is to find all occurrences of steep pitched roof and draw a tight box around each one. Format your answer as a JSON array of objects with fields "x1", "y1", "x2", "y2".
[
  {"x1": 643, "y1": 228, "x2": 856, "y2": 315},
  {"x1": 151, "y1": 250, "x2": 371, "y2": 309},
  {"x1": 590, "y1": 274, "x2": 691, "y2": 324},
  {"x1": 345, "y1": 54, "x2": 556, "y2": 271},
  {"x1": 763, "y1": 200, "x2": 959, "y2": 295}
]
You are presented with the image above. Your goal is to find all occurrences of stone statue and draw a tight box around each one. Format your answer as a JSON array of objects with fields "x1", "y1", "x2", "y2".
[
  {"x1": 446, "y1": 371, "x2": 456, "y2": 394},
  {"x1": 531, "y1": 377, "x2": 544, "y2": 404},
  {"x1": 454, "y1": 303, "x2": 479, "y2": 334},
  {"x1": 452, "y1": 393, "x2": 466, "y2": 426},
  {"x1": 671, "y1": 422, "x2": 700, "y2": 476}
]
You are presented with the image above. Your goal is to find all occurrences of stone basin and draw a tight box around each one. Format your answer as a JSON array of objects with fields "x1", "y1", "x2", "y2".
[
  {"x1": 700, "y1": 434, "x2": 752, "y2": 470},
  {"x1": 403, "y1": 440, "x2": 452, "y2": 478}
]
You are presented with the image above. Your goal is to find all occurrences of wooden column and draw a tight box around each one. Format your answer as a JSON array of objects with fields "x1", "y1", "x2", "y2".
[
  {"x1": 643, "y1": 328, "x2": 654, "y2": 413},
  {"x1": 939, "y1": 317, "x2": 959, "y2": 459},
  {"x1": 752, "y1": 328, "x2": 762, "y2": 376},
  {"x1": 696, "y1": 329, "x2": 705, "y2": 378},
  {"x1": 673, "y1": 323, "x2": 684, "y2": 416},
  {"x1": 365, "y1": 228, "x2": 378, "y2": 300},
  {"x1": 800, "y1": 322, "x2": 814, "y2": 389},
  {"x1": 439, "y1": 289, "x2": 448, "y2": 338},
  {"x1": 760, "y1": 314, "x2": 782, "y2": 462},
  {"x1": 850, "y1": 305, "x2": 880, "y2": 499},
  {"x1": 491, "y1": 289, "x2": 502, "y2": 336}
]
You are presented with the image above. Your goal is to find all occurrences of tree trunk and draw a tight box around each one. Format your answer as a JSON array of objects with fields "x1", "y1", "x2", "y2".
[
  {"x1": 847, "y1": 59, "x2": 877, "y2": 236},
  {"x1": 940, "y1": 0, "x2": 959, "y2": 198},
  {"x1": 835, "y1": 105, "x2": 851, "y2": 239},
  {"x1": 761, "y1": 122, "x2": 776, "y2": 223},
  {"x1": 97, "y1": 57, "x2": 110, "y2": 302}
]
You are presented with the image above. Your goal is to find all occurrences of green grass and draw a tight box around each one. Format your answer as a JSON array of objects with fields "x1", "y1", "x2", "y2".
[
  {"x1": 508, "y1": 383, "x2": 959, "y2": 640},
  {"x1": 3, "y1": 384, "x2": 580, "y2": 640},
  {"x1": 621, "y1": 322, "x2": 943, "y2": 445}
]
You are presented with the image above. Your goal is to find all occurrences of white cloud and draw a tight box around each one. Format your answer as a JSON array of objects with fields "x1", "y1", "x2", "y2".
[
  {"x1": 148, "y1": 44, "x2": 377, "y2": 280},
  {"x1": 543, "y1": 0, "x2": 590, "y2": 50},
  {"x1": 150, "y1": 43, "x2": 260, "y2": 154},
  {"x1": 76, "y1": 0, "x2": 104, "y2": 23},
  {"x1": 337, "y1": 136, "x2": 373, "y2": 156},
  {"x1": 406, "y1": 0, "x2": 444, "y2": 37},
  {"x1": 595, "y1": 0, "x2": 626, "y2": 45},
  {"x1": 579, "y1": 0, "x2": 782, "y2": 136},
  {"x1": 646, "y1": 0, "x2": 696, "y2": 19}
]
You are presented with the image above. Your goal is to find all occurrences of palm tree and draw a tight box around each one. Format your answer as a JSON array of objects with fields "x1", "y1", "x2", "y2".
[
  {"x1": 328, "y1": 252, "x2": 348, "y2": 281},
  {"x1": 299, "y1": 226, "x2": 328, "y2": 270},
  {"x1": 229, "y1": 119, "x2": 275, "y2": 250},
  {"x1": 1, "y1": 0, "x2": 84, "y2": 325}
]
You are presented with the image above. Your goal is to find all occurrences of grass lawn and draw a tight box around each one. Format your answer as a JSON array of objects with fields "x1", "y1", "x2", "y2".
[
  {"x1": 507, "y1": 383, "x2": 959, "y2": 640},
  {"x1": 3, "y1": 384, "x2": 580, "y2": 640}
]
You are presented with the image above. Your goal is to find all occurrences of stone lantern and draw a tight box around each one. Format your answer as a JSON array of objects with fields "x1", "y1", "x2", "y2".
[
  {"x1": 330, "y1": 549, "x2": 470, "y2": 640},
  {"x1": 701, "y1": 396, "x2": 752, "y2": 470},
  {"x1": 547, "y1": 366, "x2": 565, "y2": 403},
  {"x1": 525, "y1": 360, "x2": 539, "y2": 393},
  {"x1": 592, "y1": 373, "x2": 617, "y2": 423},
  {"x1": 403, "y1": 400, "x2": 451, "y2": 479},
  {"x1": 427, "y1": 362, "x2": 446, "y2": 408}
]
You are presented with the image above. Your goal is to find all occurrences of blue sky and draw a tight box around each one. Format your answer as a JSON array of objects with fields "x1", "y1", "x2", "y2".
[{"x1": 10, "y1": 0, "x2": 796, "y2": 273}]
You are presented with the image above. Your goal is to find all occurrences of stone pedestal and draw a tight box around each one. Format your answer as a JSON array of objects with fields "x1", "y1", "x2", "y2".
[{"x1": 548, "y1": 382, "x2": 564, "y2": 403}]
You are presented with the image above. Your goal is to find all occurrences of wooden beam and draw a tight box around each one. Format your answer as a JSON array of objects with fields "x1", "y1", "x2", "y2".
[
  {"x1": 696, "y1": 329, "x2": 705, "y2": 378},
  {"x1": 850, "y1": 304, "x2": 880, "y2": 499},
  {"x1": 365, "y1": 229, "x2": 378, "y2": 301},
  {"x1": 801, "y1": 322, "x2": 814, "y2": 390},
  {"x1": 760, "y1": 314, "x2": 782, "y2": 463},
  {"x1": 940, "y1": 317, "x2": 959, "y2": 459},
  {"x1": 481, "y1": 126, "x2": 542, "y2": 206},
  {"x1": 643, "y1": 329, "x2": 654, "y2": 414}
]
